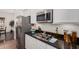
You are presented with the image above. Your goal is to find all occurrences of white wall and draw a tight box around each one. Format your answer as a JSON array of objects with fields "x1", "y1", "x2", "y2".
[
  {"x1": 40, "y1": 23, "x2": 79, "y2": 37},
  {"x1": 54, "y1": 9, "x2": 79, "y2": 23},
  {"x1": 23, "y1": 9, "x2": 44, "y2": 23},
  {"x1": 2, "y1": 9, "x2": 79, "y2": 38},
  {"x1": 0, "y1": 12, "x2": 15, "y2": 32},
  {"x1": 25, "y1": 9, "x2": 79, "y2": 37},
  {"x1": 0, "y1": 10, "x2": 27, "y2": 40}
]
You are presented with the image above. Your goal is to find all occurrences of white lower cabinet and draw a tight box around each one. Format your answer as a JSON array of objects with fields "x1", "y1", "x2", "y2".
[
  {"x1": 46, "y1": 44, "x2": 57, "y2": 49},
  {"x1": 25, "y1": 34, "x2": 37, "y2": 49},
  {"x1": 35, "y1": 39, "x2": 47, "y2": 49},
  {"x1": 25, "y1": 34, "x2": 56, "y2": 49},
  {"x1": 25, "y1": 34, "x2": 31, "y2": 48}
]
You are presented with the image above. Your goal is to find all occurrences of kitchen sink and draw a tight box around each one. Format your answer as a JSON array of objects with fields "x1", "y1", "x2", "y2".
[{"x1": 33, "y1": 33, "x2": 58, "y2": 43}]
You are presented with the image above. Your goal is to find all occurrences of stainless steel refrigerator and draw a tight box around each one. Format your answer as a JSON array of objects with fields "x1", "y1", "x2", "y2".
[{"x1": 16, "y1": 16, "x2": 31, "y2": 49}]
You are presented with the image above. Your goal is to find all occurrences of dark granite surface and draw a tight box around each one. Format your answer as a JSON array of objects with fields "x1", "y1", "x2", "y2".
[
  {"x1": 25, "y1": 29, "x2": 79, "y2": 49},
  {"x1": 25, "y1": 32, "x2": 65, "y2": 49}
]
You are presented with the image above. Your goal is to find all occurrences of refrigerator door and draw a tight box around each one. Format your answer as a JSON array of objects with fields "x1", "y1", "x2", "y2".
[
  {"x1": 16, "y1": 16, "x2": 31, "y2": 49},
  {"x1": 22, "y1": 16, "x2": 31, "y2": 33},
  {"x1": 16, "y1": 26, "x2": 23, "y2": 48}
]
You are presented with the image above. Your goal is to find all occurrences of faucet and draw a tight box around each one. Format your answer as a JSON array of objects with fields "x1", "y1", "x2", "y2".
[{"x1": 56, "y1": 27, "x2": 58, "y2": 34}]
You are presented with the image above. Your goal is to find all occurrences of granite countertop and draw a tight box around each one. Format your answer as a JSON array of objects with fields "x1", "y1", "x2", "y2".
[
  {"x1": 25, "y1": 32, "x2": 65, "y2": 49},
  {"x1": 25, "y1": 30, "x2": 79, "y2": 49}
]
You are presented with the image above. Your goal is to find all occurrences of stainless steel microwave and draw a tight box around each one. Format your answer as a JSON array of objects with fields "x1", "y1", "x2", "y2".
[{"x1": 36, "y1": 9, "x2": 53, "y2": 23}]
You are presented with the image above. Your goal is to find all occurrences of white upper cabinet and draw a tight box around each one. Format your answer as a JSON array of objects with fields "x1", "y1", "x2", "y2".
[
  {"x1": 53, "y1": 9, "x2": 79, "y2": 23},
  {"x1": 27, "y1": 9, "x2": 79, "y2": 24}
]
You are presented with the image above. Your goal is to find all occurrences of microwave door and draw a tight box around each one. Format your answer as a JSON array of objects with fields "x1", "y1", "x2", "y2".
[{"x1": 37, "y1": 14, "x2": 45, "y2": 22}]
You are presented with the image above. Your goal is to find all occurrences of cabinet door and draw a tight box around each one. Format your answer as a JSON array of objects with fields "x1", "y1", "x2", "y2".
[
  {"x1": 35, "y1": 39, "x2": 56, "y2": 49},
  {"x1": 28, "y1": 37, "x2": 38, "y2": 49},
  {"x1": 25, "y1": 34, "x2": 39, "y2": 49},
  {"x1": 35, "y1": 39, "x2": 47, "y2": 49},
  {"x1": 25, "y1": 34, "x2": 56, "y2": 49},
  {"x1": 25, "y1": 34, "x2": 32, "y2": 48},
  {"x1": 25, "y1": 34, "x2": 47, "y2": 49},
  {"x1": 46, "y1": 44, "x2": 56, "y2": 49}
]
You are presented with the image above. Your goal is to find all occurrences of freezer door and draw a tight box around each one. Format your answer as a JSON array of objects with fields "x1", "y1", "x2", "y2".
[{"x1": 22, "y1": 16, "x2": 31, "y2": 32}]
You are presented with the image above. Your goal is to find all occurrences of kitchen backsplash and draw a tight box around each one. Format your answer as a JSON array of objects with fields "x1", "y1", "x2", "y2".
[{"x1": 34, "y1": 23, "x2": 79, "y2": 37}]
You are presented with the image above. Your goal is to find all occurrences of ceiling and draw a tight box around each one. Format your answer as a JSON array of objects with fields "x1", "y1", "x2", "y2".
[{"x1": 0, "y1": 9, "x2": 28, "y2": 14}]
